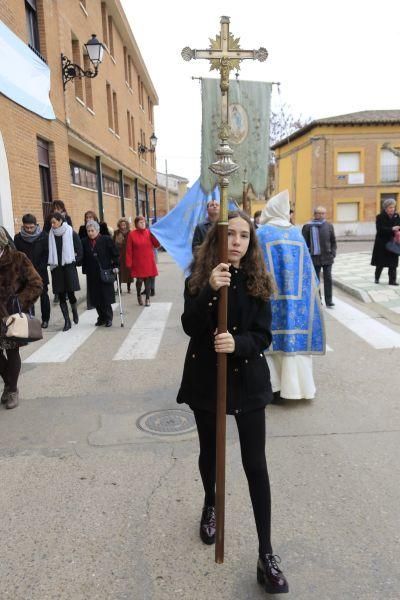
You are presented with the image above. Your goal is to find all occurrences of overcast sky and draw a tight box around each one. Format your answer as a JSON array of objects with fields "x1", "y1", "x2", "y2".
[{"x1": 120, "y1": 0, "x2": 400, "y2": 185}]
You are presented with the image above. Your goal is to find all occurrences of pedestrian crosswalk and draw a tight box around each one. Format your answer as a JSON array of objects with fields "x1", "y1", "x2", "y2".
[{"x1": 22, "y1": 297, "x2": 400, "y2": 365}]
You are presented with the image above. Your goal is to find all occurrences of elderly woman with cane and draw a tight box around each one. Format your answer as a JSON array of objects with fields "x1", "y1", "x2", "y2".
[
  {"x1": 0, "y1": 228, "x2": 42, "y2": 409},
  {"x1": 81, "y1": 220, "x2": 119, "y2": 327},
  {"x1": 177, "y1": 210, "x2": 289, "y2": 594}
]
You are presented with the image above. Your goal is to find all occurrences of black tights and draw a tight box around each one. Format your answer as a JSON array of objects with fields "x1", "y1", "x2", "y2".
[
  {"x1": 136, "y1": 278, "x2": 151, "y2": 299},
  {"x1": 58, "y1": 292, "x2": 77, "y2": 304},
  {"x1": 0, "y1": 349, "x2": 21, "y2": 392},
  {"x1": 193, "y1": 408, "x2": 272, "y2": 556}
]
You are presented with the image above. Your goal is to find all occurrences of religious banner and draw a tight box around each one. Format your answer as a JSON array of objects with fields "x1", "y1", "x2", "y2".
[{"x1": 201, "y1": 78, "x2": 272, "y2": 199}]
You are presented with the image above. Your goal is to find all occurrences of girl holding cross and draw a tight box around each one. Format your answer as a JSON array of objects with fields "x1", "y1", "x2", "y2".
[{"x1": 177, "y1": 210, "x2": 289, "y2": 594}]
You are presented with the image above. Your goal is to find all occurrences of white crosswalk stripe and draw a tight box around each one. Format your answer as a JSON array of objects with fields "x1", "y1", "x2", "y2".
[
  {"x1": 113, "y1": 302, "x2": 172, "y2": 360},
  {"x1": 327, "y1": 297, "x2": 400, "y2": 349},
  {"x1": 24, "y1": 305, "x2": 118, "y2": 364}
]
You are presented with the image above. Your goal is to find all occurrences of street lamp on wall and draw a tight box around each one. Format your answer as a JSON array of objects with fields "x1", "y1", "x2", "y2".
[
  {"x1": 138, "y1": 133, "x2": 158, "y2": 156},
  {"x1": 61, "y1": 34, "x2": 104, "y2": 90}
]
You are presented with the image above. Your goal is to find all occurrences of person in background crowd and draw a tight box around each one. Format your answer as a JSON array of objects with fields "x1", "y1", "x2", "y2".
[
  {"x1": 126, "y1": 216, "x2": 160, "y2": 307},
  {"x1": 371, "y1": 198, "x2": 400, "y2": 285},
  {"x1": 177, "y1": 210, "x2": 289, "y2": 594},
  {"x1": 192, "y1": 199, "x2": 220, "y2": 252},
  {"x1": 289, "y1": 208, "x2": 295, "y2": 224},
  {"x1": 113, "y1": 218, "x2": 132, "y2": 293},
  {"x1": 253, "y1": 210, "x2": 262, "y2": 229},
  {"x1": 0, "y1": 228, "x2": 42, "y2": 409},
  {"x1": 14, "y1": 214, "x2": 50, "y2": 328},
  {"x1": 258, "y1": 190, "x2": 325, "y2": 402},
  {"x1": 302, "y1": 206, "x2": 337, "y2": 308},
  {"x1": 0, "y1": 226, "x2": 15, "y2": 249},
  {"x1": 82, "y1": 220, "x2": 119, "y2": 327},
  {"x1": 48, "y1": 212, "x2": 83, "y2": 331},
  {"x1": 78, "y1": 210, "x2": 111, "y2": 239},
  {"x1": 43, "y1": 200, "x2": 73, "y2": 233},
  {"x1": 43, "y1": 201, "x2": 73, "y2": 304}
]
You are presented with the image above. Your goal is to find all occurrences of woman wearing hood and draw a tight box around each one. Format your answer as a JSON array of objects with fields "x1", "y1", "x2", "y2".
[{"x1": 257, "y1": 191, "x2": 325, "y2": 401}]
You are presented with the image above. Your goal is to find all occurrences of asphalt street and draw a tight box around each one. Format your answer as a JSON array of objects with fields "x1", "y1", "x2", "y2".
[{"x1": 0, "y1": 246, "x2": 399, "y2": 600}]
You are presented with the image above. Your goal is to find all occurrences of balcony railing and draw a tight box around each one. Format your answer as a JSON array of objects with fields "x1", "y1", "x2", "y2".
[{"x1": 381, "y1": 164, "x2": 400, "y2": 182}]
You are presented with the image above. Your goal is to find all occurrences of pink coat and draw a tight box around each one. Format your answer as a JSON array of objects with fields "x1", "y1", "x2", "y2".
[{"x1": 125, "y1": 229, "x2": 159, "y2": 278}]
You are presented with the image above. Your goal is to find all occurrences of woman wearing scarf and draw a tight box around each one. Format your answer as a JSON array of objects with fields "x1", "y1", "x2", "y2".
[
  {"x1": 126, "y1": 216, "x2": 160, "y2": 307},
  {"x1": 48, "y1": 213, "x2": 83, "y2": 331},
  {"x1": 113, "y1": 218, "x2": 133, "y2": 293},
  {"x1": 81, "y1": 220, "x2": 119, "y2": 327},
  {"x1": 257, "y1": 190, "x2": 325, "y2": 401},
  {"x1": 371, "y1": 198, "x2": 400, "y2": 285},
  {"x1": 14, "y1": 214, "x2": 50, "y2": 328},
  {"x1": 0, "y1": 228, "x2": 42, "y2": 409}
]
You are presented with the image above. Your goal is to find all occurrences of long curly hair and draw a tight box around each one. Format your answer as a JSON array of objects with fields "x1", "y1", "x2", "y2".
[{"x1": 188, "y1": 210, "x2": 274, "y2": 301}]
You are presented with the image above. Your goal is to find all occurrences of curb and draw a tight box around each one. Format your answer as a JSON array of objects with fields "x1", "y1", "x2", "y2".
[{"x1": 333, "y1": 278, "x2": 371, "y2": 303}]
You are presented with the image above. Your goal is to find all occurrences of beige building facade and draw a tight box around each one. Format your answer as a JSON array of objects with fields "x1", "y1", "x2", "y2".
[
  {"x1": 272, "y1": 110, "x2": 400, "y2": 234},
  {"x1": 0, "y1": 0, "x2": 158, "y2": 235}
]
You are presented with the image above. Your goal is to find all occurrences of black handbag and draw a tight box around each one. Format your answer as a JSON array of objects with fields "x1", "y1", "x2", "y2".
[{"x1": 94, "y1": 254, "x2": 116, "y2": 284}]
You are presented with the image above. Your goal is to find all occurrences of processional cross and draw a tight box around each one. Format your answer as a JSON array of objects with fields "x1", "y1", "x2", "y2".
[{"x1": 182, "y1": 16, "x2": 268, "y2": 564}]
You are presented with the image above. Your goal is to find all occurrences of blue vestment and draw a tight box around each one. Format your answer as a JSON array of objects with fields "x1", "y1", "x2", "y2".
[{"x1": 257, "y1": 224, "x2": 325, "y2": 355}]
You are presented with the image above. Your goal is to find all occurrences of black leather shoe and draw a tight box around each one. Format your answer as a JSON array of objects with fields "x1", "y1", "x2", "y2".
[
  {"x1": 326, "y1": 302, "x2": 335, "y2": 308},
  {"x1": 200, "y1": 505, "x2": 216, "y2": 545},
  {"x1": 389, "y1": 282, "x2": 399, "y2": 286},
  {"x1": 105, "y1": 320, "x2": 112, "y2": 327},
  {"x1": 95, "y1": 319, "x2": 105, "y2": 326},
  {"x1": 41, "y1": 321, "x2": 48, "y2": 329},
  {"x1": 257, "y1": 554, "x2": 289, "y2": 594}
]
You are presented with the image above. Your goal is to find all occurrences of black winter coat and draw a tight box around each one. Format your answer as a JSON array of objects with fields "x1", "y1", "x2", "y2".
[
  {"x1": 371, "y1": 211, "x2": 400, "y2": 268},
  {"x1": 192, "y1": 221, "x2": 213, "y2": 252},
  {"x1": 177, "y1": 268, "x2": 273, "y2": 415},
  {"x1": 302, "y1": 221, "x2": 337, "y2": 266},
  {"x1": 14, "y1": 231, "x2": 49, "y2": 285},
  {"x1": 81, "y1": 235, "x2": 119, "y2": 306},
  {"x1": 50, "y1": 231, "x2": 83, "y2": 293}
]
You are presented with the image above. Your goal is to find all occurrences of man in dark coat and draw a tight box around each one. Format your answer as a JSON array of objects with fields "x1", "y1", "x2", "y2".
[
  {"x1": 191, "y1": 199, "x2": 220, "y2": 253},
  {"x1": 371, "y1": 198, "x2": 400, "y2": 285},
  {"x1": 14, "y1": 214, "x2": 50, "y2": 328},
  {"x1": 81, "y1": 220, "x2": 119, "y2": 327},
  {"x1": 302, "y1": 206, "x2": 337, "y2": 308}
]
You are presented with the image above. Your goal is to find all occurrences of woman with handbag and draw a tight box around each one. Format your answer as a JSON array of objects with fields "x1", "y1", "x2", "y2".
[
  {"x1": 81, "y1": 220, "x2": 119, "y2": 327},
  {"x1": 177, "y1": 211, "x2": 289, "y2": 594},
  {"x1": 371, "y1": 198, "x2": 400, "y2": 285},
  {"x1": 126, "y1": 216, "x2": 160, "y2": 307},
  {"x1": 48, "y1": 212, "x2": 83, "y2": 331},
  {"x1": 113, "y1": 218, "x2": 132, "y2": 293},
  {"x1": 0, "y1": 228, "x2": 42, "y2": 409}
]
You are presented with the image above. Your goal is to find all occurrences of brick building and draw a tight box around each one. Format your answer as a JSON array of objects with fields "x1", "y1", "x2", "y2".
[
  {"x1": 272, "y1": 110, "x2": 400, "y2": 234},
  {"x1": 155, "y1": 172, "x2": 189, "y2": 218},
  {"x1": 0, "y1": 0, "x2": 159, "y2": 236}
]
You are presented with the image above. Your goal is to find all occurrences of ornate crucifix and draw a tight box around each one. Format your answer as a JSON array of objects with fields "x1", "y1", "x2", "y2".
[{"x1": 182, "y1": 16, "x2": 268, "y2": 564}]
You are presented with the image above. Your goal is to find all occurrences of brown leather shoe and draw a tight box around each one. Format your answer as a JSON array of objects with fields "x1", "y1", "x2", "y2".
[
  {"x1": 5, "y1": 390, "x2": 19, "y2": 410},
  {"x1": 257, "y1": 554, "x2": 289, "y2": 594},
  {"x1": 1, "y1": 385, "x2": 10, "y2": 404},
  {"x1": 200, "y1": 505, "x2": 216, "y2": 545}
]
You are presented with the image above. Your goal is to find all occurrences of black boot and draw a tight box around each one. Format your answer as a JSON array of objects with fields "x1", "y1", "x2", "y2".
[
  {"x1": 199, "y1": 505, "x2": 216, "y2": 545},
  {"x1": 71, "y1": 302, "x2": 79, "y2": 324},
  {"x1": 60, "y1": 302, "x2": 71, "y2": 331},
  {"x1": 257, "y1": 554, "x2": 289, "y2": 594}
]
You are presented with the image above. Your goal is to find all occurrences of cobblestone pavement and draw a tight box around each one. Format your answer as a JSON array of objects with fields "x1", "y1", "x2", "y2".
[{"x1": 333, "y1": 251, "x2": 400, "y2": 313}]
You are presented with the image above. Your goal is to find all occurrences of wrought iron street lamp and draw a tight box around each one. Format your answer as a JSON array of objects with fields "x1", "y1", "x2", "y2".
[
  {"x1": 61, "y1": 34, "x2": 104, "y2": 90},
  {"x1": 138, "y1": 132, "x2": 158, "y2": 155}
]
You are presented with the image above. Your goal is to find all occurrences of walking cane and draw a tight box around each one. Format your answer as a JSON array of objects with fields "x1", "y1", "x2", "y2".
[{"x1": 115, "y1": 271, "x2": 124, "y2": 327}]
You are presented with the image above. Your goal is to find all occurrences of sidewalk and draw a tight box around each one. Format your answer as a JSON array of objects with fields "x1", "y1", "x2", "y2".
[{"x1": 333, "y1": 251, "x2": 400, "y2": 314}]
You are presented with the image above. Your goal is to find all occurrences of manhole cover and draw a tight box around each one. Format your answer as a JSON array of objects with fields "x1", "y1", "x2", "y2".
[{"x1": 137, "y1": 409, "x2": 196, "y2": 436}]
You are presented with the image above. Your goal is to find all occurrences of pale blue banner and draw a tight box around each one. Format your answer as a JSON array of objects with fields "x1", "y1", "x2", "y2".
[{"x1": 0, "y1": 19, "x2": 55, "y2": 120}]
